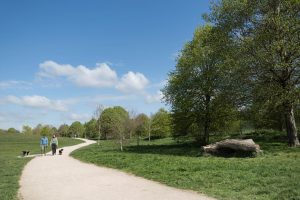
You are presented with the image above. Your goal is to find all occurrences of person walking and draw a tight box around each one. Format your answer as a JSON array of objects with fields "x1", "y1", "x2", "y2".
[
  {"x1": 50, "y1": 135, "x2": 58, "y2": 155},
  {"x1": 40, "y1": 135, "x2": 48, "y2": 156}
]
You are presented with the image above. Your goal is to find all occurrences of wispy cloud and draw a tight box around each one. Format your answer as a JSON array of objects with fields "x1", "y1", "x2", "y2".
[
  {"x1": 0, "y1": 111, "x2": 40, "y2": 130},
  {"x1": 148, "y1": 80, "x2": 167, "y2": 89},
  {"x1": 0, "y1": 95, "x2": 68, "y2": 112},
  {"x1": 64, "y1": 113, "x2": 91, "y2": 122},
  {"x1": 0, "y1": 80, "x2": 32, "y2": 90},
  {"x1": 145, "y1": 91, "x2": 164, "y2": 104}
]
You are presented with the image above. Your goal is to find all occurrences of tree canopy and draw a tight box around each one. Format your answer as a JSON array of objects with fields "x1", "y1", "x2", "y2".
[
  {"x1": 151, "y1": 108, "x2": 172, "y2": 139},
  {"x1": 206, "y1": 0, "x2": 300, "y2": 146},
  {"x1": 100, "y1": 106, "x2": 129, "y2": 150},
  {"x1": 69, "y1": 121, "x2": 85, "y2": 138},
  {"x1": 84, "y1": 119, "x2": 98, "y2": 139},
  {"x1": 163, "y1": 26, "x2": 237, "y2": 144}
]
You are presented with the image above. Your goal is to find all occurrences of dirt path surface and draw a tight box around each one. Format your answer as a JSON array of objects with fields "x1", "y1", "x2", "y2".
[{"x1": 19, "y1": 139, "x2": 215, "y2": 200}]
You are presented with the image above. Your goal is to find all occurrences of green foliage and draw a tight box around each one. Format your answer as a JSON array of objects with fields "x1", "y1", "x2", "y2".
[
  {"x1": 84, "y1": 118, "x2": 98, "y2": 139},
  {"x1": 32, "y1": 124, "x2": 43, "y2": 135},
  {"x1": 40, "y1": 125, "x2": 55, "y2": 136},
  {"x1": 100, "y1": 108, "x2": 115, "y2": 139},
  {"x1": 163, "y1": 26, "x2": 238, "y2": 144},
  {"x1": 208, "y1": 0, "x2": 300, "y2": 146},
  {"x1": 134, "y1": 113, "x2": 149, "y2": 145},
  {"x1": 151, "y1": 108, "x2": 171, "y2": 138},
  {"x1": 100, "y1": 106, "x2": 129, "y2": 150},
  {"x1": 69, "y1": 121, "x2": 85, "y2": 138},
  {"x1": 7, "y1": 128, "x2": 19, "y2": 134},
  {"x1": 135, "y1": 113, "x2": 149, "y2": 137},
  {"x1": 72, "y1": 131, "x2": 300, "y2": 200},
  {"x1": 57, "y1": 124, "x2": 69, "y2": 137},
  {"x1": 0, "y1": 133, "x2": 82, "y2": 200},
  {"x1": 22, "y1": 125, "x2": 33, "y2": 135}
]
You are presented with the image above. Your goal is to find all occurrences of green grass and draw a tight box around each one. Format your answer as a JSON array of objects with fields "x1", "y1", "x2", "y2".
[
  {"x1": 71, "y1": 132, "x2": 300, "y2": 200},
  {"x1": 0, "y1": 133, "x2": 83, "y2": 200}
]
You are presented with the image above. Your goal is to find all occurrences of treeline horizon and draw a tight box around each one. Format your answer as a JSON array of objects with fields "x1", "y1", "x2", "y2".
[{"x1": 0, "y1": 106, "x2": 172, "y2": 150}]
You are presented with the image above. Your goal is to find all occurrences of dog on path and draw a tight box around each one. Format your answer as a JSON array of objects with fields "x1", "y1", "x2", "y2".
[
  {"x1": 59, "y1": 149, "x2": 64, "y2": 155},
  {"x1": 22, "y1": 151, "x2": 30, "y2": 157}
]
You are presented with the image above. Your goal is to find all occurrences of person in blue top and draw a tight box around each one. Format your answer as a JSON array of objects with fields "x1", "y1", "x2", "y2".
[{"x1": 40, "y1": 135, "x2": 48, "y2": 155}]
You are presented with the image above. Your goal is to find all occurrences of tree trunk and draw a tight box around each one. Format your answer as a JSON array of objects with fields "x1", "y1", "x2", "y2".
[
  {"x1": 203, "y1": 95, "x2": 211, "y2": 145},
  {"x1": 148, "y1": 122, "x2": 151, "y2": 142},
  {"x1": 284, "y1": 106, "x2": 300, "y2": 147},
  {"x1": 97, "y1": 124, "x2": 101, "y2": 145},
  {"x1": 203, "y1": 120, "x2": 210, "y2": 145},
  {"x1": 137, "y1": 135, "x2": 140, "y2": 146},
  {"x1": 120, "y1": 139, "x2": 123, "y2": 151},
  {"x1": 280, "y1": 113, "x2": 285, "y2": 132}
]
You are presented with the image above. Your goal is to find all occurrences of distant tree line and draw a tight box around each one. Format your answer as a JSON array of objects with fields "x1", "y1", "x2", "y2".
[{"x1": 1, "y1": 107, "x2": 172, "y2": 151}]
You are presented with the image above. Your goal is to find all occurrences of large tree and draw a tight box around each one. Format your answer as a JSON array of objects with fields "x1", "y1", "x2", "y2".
[
  {"x1": 33, "y1": 124, "x2": 43, "y2": 135},
  {"x1": 84, "y1": 119, "x2": 98, "y2": 139},
  {"x1": 7, "y1": 127, "x2": 19, "y2": 134},
  {"x1": 150, "y1": 108, "x2": 172, "y2": 139},
  {"x1": 69, "y1": 121, "x2": 85, "y2": 138},
  {"x1": 163, "y1": 26, "x2": 237, "y2": 145},
  {"x1": 57, "y1": 124, "x2": 69, "y2": 137},
  {"x1": 22, "y1": 125, "x2": 33, "y2": 135},
  {"x1": 100, "y1": 106, "x2": 129, "y2": 151},
  {"x1": 208, "y1": 0, "x2": 300, "y2": 146},
  {"x1": 94, "y1": 104, "x2": 104, "y2": 145},
  {"x1": 134, "y1": 113, "x2": 149, "y2": 145}
]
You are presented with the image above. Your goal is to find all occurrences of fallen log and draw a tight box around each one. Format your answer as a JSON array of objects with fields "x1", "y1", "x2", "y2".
[{"x1": 203, "y1": 139, "x2": 261, "y2": 156}]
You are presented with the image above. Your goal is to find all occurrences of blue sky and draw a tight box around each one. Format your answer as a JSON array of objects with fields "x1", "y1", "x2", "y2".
[{"x1": 0, "y1": 0, "x2": 210, "y2": 130}]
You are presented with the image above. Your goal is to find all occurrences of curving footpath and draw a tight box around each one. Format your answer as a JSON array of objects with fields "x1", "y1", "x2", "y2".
[{"x1": 18, "y1": 138, "x2": 215, "y2": 200}]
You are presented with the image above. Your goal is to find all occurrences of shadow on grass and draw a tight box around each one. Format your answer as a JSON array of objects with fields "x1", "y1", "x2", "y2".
[
  {"x1": 123, "y1": 131, "x2": 298, "y2": 157},
  {"x1": 125, "y1": 142, "x2": 203, "y2": 157},
  {"x1": 240, "y1": 130, "x2": 299, "y2": 153}
]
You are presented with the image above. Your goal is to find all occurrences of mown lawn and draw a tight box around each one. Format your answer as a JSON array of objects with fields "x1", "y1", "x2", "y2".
[
  {"x1": 0, "y1": 133, "x2": 82, "y2": 200},
  {"x1": 71, "y1": 131, "x2": 300, "y2": 200}
]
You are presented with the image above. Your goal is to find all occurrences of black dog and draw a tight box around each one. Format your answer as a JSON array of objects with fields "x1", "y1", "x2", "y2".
[
  {"x1": 22, "y1": 151, "x2": 30, "y2": 156},
  {"x1": 59, "y1": 149, "x2": 64, "y2": 155}
]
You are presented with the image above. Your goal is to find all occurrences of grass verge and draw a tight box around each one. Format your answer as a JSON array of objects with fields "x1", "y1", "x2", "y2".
[
  {"x1": 71, "y1": 131, "x2": 300, "y2": 200},
  {"x1": 0, "y1": 133, "x2": 82, "y2": 200}
]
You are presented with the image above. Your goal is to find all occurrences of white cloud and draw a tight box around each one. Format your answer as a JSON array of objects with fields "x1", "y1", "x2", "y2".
[
  {"x1": 37, "y1": 60, "x2": 164, "y2": 105},
  {"x1": 0, "y1": 111, "x2": 38, "y2": 130},
  {"x1": 39, "y1": 60, "x2": 118, "y2": 88},
  {"x1": 1, "y1": 95, "x2": 68, "y2": 112},
  {"x1": 145, "y1": 91, "x2": 164, "y2": 104},
  {"x1": 66, "y1": 113, "x2": 91, "y2": 121},
  {"x1": 0, "y1": 80, "x2": 32, "y2": 89},
  {"x1": 116, "y1": 71, "x2": 149, "y2": 93},
  {"x1": 38, "y1": 60, "x2": 154, "y2": 95}
]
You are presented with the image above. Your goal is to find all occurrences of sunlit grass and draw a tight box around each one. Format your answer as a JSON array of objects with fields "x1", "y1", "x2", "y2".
[
  {"x1": 72, "y1": 132, "x2": 300, "y2": 200},
  {"x1": 0, "y1": 133, "x2": 82, "y2": 200}
]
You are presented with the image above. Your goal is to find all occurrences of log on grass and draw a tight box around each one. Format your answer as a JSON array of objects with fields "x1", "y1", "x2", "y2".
[{"x1": 203, "y1": 139, "x2": 260, "y2": 155}]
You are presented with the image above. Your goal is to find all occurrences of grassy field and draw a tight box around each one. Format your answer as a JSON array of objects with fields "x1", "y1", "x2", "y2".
[
  {"x1": 72, "y1": 131, "x2": 300, "y2": 200},
  {"x1": 0, "y1": 133, "x2": 82, "y2": 200}
]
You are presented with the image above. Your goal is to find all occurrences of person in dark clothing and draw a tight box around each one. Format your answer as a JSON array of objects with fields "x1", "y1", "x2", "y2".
[{"x1": 50, "y1": 135, "x2": 58, "y2": 155}]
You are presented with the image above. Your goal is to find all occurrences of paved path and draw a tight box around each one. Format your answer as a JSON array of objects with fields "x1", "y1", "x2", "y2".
[{"x1": 19, "y1": 138, "x2": 215, "y2": 200}]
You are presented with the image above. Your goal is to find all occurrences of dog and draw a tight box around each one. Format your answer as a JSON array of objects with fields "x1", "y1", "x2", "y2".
[
  {"x1": 22, "y1": 151, "x2": 30, "y2": 157},
  {"x1": 58, "y1": 149, "x2": 64, "y2": 155}
]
